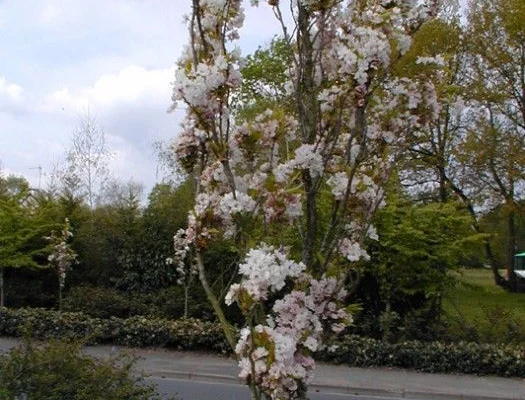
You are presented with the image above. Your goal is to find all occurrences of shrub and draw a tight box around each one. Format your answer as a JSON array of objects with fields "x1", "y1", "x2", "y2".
[
  {"x1": 1, "y1": 307, "x2": 525, "y2": 378},
  {"x1": 63, "y1": 286, "x2": 150, "y2": 319},
  {"x1": 0, "y1": 338, "x2": 168, "y2": 400},
  {"x1": 62, "y1": 285, "x2": 215, "y2": 321},
  {"x1": 318, "y1": 334, "x2": 525, "y2": 377},
  {"x1": 0, "y1": 307, "x2": 231, "y2": 353}
]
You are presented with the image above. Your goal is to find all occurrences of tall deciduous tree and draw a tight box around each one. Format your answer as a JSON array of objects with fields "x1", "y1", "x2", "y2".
[
  {"x1": 63, "y1": 113, "x2": 111, "y2": 209},
  {"x1": 0, "y1": 176, "x2": 53, "y2": 307},
  {"x1": 117, "y1": 181, "x2": 194, "y2": 292},
  {"x1": 233, "y1": 36, "x2": 293, "y2": 121},
  {"x1": 462, "y1": 0, "x2": 525, "y2": 290},
  {"x1": 171, "y1": 1, "x2": 439, "y2": 398},
  {"x1": 367, "y1": 185, "x2": 483, "y2": 341},
  {"x1": 395, "y1": 18, "x2": 465, "y2": 203}
]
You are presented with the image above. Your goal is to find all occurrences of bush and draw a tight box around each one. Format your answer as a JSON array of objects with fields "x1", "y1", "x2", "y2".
[
  {"x1": 63, "y1": 285, "x2": 215, "y2": 320},
  {"x1": 0, "y1": 307, "x2": 230, "y2": 353},
  {"x1": 0, "y1": 338, "x2": 167, "y2": 400},
  {"x1": 318, "y1": 334, "x2": 525, "y2": 377},
  {"x1": 63, "y1": 286, "x2": 150, "y2": 319},
  {"x1": 1, "y1": 307, "x2": 525, "y2": 377}
]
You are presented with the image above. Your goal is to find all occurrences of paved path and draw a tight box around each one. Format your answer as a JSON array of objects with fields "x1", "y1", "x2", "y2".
[{"x1": 1, "y1": 337, "x2": 524, "y2": 400}]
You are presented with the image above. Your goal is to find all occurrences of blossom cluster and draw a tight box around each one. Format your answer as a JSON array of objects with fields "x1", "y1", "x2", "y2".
[
  {"x1": 166, "y1": 229, "x2": 198, "y2": 286},
  {"x1": 275, "y1": 144, "x2": 324, "y2": 182},
  {"x1": 230, "y1": 248, "x2": 350, "y2": 399},
  {"x1": 225, "y1": 244, "x2": 306, "y2": 305},
  {"x1": 46, "y1": 219, "x2": 76, "y2": 289}
]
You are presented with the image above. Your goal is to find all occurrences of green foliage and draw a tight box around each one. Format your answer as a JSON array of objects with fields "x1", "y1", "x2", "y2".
[
  {"x1": 318, "y1": 335, "x2": 525, "y2": 377},
  {"x1": 353, "y1": 188, "x2": 484, "y2": 341},
  {"x1": 234, "y1": 36, "x2": 293, "y2": 121},
  {"x1": 376, "y1": 198, "x2": 480, "y2": 288},
  {"x1": 0, "y1": 307, "x2": 231, "y2": 353},
  {"x1": 62, "y1": 286, "x2": 150, "y2": 319},
  {"x1": 395, "y1": 18, "x2": 462, "y2": 83},
  {"x1": 117, "y1": 181, "x2": 194, "y2": 292},
  {"x1": 0, "y1": 338, "x2": 164, "y2": 400},
  {"x1": 62, "y1": 285, "x2": 214, "y2": 320},
  {"x1": 0, "y1": 175, "x2": 65, "y2": 306},
  {"x1": 72, "y1": 203, "x2": 139, "y2": 286},
  {"x1": 0, "y1": 176, "x2": 54, "y2": 271},
  {"x1": 480, "y1": 203, "x2": 525, "y2": 268}
]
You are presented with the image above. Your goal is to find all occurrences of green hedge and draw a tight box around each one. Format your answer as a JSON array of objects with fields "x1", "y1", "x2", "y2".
[
  {"x1": 1, "y1": 307, "x2": 525, "y2": 377},
  {"x1": 0, "y1": 307, "x2": 230, "y2": 353},
  {"x1": 317, "y1": 334, "x2": 525, "y2": 377}
]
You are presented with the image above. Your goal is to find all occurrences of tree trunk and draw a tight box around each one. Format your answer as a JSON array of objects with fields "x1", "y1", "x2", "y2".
[
  {"x1": 184, "y1": 285, "x2": 189, "y2": 318},
  {"x1": 0, "y1": 268, "x2": 4, "y2": 307},
  {"x1": 485, "y1": 241, "x2": 508, "y2": 289},
  {"x1": 445, "y1": 177, "x2": 508, "y2": 288},
  {"x1": 507, "y1": 206, "x2": 517, "y2": 292},
  {"x1": 195, "y1": 252, "x2": 236, "y2": 350},
  {"x1": 296, "y1": 3, "x2": 319, "y2": 272},
  {"x1": 438, "y1": 165, "x2": 448, "y2": 203}
]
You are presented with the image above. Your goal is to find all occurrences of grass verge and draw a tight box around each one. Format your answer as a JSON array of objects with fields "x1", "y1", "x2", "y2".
[{"x1": 443, "y1": 268, "x2": 525, "y2": 343}]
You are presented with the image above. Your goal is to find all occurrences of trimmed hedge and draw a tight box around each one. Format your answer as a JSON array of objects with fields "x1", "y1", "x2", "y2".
[
  {"x1": 1, "y1": 307, "x2": 525, "y2": 377},
  {"x1": 317, "y1": 334, "x2": 525, "y2": 377},
  {"x1": 0, "y1": 307, "x2": 230, "y2": 353}
]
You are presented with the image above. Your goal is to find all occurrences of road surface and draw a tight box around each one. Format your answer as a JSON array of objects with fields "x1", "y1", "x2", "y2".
[
  {"x1": 149, "y1": 377, "x2": 424, "y2": 400},
  {"x1": 1, "y1": 337, "x2": 524, "y2": 400}
]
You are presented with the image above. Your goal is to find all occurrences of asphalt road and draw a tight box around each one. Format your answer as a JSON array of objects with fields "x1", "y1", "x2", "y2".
[
  {"x1": 2, "y1": 337, "x2": 524, "y2": 400},
  {"x1": 148, "y1": 377, "x2": 423, "y2": 400}
]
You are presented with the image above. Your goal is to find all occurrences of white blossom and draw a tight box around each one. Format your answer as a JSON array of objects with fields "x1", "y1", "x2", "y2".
[
  {"x1": 416, "y1": 55, "x2": 446, "y2": 66},
  {"x1": 226, "y1": 244, "x2": 306, "y2": 303},
  {"x1": 326, "y1": 172, "x2": 349, "y2": 200},
  {"x1": 338, "y1": 238, "x2": 370, "y2": 262}
]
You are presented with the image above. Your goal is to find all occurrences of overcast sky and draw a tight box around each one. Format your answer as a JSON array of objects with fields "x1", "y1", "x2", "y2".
[{"x1": 0, "y1": 0, "x2": 281, "y2": 197}]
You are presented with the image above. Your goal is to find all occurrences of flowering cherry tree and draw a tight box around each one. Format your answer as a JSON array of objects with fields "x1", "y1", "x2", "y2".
[
  {"x1": 46, "y1": 218, "x2": 77, "y2": 310},
  {"x1": 166, "y1": 228, "x2": 198, "y2": 317},
  {"x1": 171, "y1": 0, "x2": 440, "y2": 398}
]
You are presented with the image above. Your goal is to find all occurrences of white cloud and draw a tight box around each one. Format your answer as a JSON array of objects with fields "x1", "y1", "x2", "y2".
[
  {"x1": 0, "y1": 76, "x2": 26, "y2": 115},
  {"x1": 88, "y1": 66, "x2": 173, "y2": 107},
  {"x1": 44, "y1": 65, "x2": 173, "y2": 113},
  {"x1": 0, "y1": 76, "x2": 23, "y2": 101},
  {"x1": 37, "y1": 4, "x2": 62, "y2": 26}
]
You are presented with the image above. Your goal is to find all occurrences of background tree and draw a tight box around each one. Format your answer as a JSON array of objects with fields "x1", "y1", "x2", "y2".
[
  {"x1": 62, "y1": 112, "x2": 111, "y2": 209},
  {"x1": 462, "y1": 0, "x2": 525, "y2": 290},
  {"x1": 0, "y1": 176, "x2": 55, "y2": 307},
  {"x1": 116, "y1": 180, "x2": 194, "y2": 292},
  {"x1": 354, "y1": 181, "x2": 483, "y2": 342},
  {"x1": 480, "y1": 203, "x2": 525, "y2": 268},
  {"x1": 152, "y1": 140, "x2": 185, "y2": 186},
  {"x1": 395, "y1": 17, "x2": 502, "y2": 282},
  {"x1": 396, "y1": 18, "x2": 465, "y2": 203},
  {"x1": 70, "y1": 180, "x2": 142, "y2": 287},
  {"x1": 232, "y1": 36, "x2": 293, "y2": 121}
]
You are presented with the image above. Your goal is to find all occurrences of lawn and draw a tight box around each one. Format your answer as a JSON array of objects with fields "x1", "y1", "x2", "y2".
[{"x1": 442, "y1": 268, "x2": 525, "y2": 343}]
